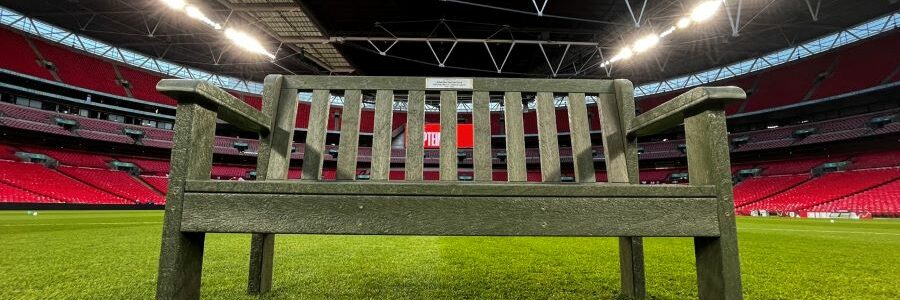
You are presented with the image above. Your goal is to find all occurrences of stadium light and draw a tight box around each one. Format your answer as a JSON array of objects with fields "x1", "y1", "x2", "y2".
[
  {"x1": 185, "y1": 5, "x2": 222, "y2": 30},
  {"x1": 161, "y1": 0, "x2": 186, "y2": 10},
  {"x1": 632, "y1": 34, "x2": 659, "y2": 53},
  {"x1": 225, "y1": 28, "x2": 276, "y2": 60},
  {"x1": 690, "y1": 1, "x2": 722, "y2": 23},
  {"x1": 677, "y1": 17, "x2": 691, "y2": 29}
]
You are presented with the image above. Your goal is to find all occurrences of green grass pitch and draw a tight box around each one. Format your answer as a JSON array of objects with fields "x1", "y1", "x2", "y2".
[{"x1": 1, "y1": 211, "x2": 899, "y2": 299}]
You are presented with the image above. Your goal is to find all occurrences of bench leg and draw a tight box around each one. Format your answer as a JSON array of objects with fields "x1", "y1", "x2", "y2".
[
  {"x1": 248, "y1": 233, "x2": 275, "y2": 294},
  {"x1": 694, "y1": 236, "x2": 742, "y2": 300},
  {"x1": 619, "y1": 237, "x2": 646, "y2": 299},
  {"x1": 156, "y1": 230, "x2": 205, "y2": 300}
]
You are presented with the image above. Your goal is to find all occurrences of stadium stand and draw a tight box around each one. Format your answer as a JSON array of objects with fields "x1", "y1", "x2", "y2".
[
  {"x1": 33, "y1": 39, "x2": 126, "y2": 97},
  {"x1": 810, "y1": 178, "x2": 900, "y2": 217},
  {"x1": 0, "y1": 181, "x2": 56, "y2": 203},
  {"x1": 0, "y1": 160, "x2": 129, "y2": 204},
  {"x1": 0, "y1": 27, "x2": 54, "y2": 80},
  {"x1": 19, "y1": 146, "x2": 111, "y2": 168},
  {"x1": 733, "y1": 175, "x2": 810, "y2": 207},
  {"x1": 141, "y1": 175, "x2": 169, "y2": 195},
  {"x1": 740, "y1": 168, "x2": 900, "y2": 213},
  {"x1": 57, "y1": 166, "x2": 164, "y2": 204},
  {"x1": 118, "y1": 66, "x2": 176, "y2": 106}
]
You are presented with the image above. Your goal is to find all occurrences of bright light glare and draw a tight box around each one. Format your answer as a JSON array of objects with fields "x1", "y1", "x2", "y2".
[
  {"x1": 660, "y1": 26, "x2": 676, "y2": 38},
  {"x1": 610, "y1": 47, "x2": 633, "y2": 63},
  {"x1": 161, "y1": 0, "x2": 186, "y2": 10},
  {"x1": 691, "y1": 1, "x2": 722, "y2": 22},
  {"x1": 185, "y1": 5, "x2": 222, "y2": 30},
  {"x1": 225, "y1": 28, "x2": 276, "y2": 59},
  {"x1": 677, "y1": 17, "x2": 691, "y2": 29},
  {"x1": 632, "y1": 34, "x2": 659, "y2": 53}
]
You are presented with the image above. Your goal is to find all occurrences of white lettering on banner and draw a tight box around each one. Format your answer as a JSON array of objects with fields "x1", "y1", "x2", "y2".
[
  {"x1": 424, "y1": 132, "x2": 441, "y2": 148},
  {"x1": 425, "y1": 78, "x2": 474, "y2": 90}
]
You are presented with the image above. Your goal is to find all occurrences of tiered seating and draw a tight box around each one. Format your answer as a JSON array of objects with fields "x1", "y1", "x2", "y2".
[
  {"x1": 19, "y1": 146, "x2": 111, "y2": 168},
  {"x1": 122, "y1": 158, "x2": 170, "y2": 175},
  {"x1": 141, "y1": 175, "x2": 169, "y2": 195},
  {"x1": 743, "y1": 53, "x2": 834, "y2": 112},
  {"x1": 58, "y1": 166, "x2": 164, "y2": 204},
  {"x1": 0, "y1": 27, "x2": 53, "y2": 80},
  {"x1": 849, "y1": 149, "x2": 900, "y2": 170},
  {"x1": 742, "y1": 168, "x2": 900, "y2": 213},
  {"x1": 811, "y1": 33, "x2": 900, "y2": 98},
  {"x1": 0, "y1": 143, "x2": 19, "y2": 160},
  {"x1": 34, "y1": 40, "x2": 125, "y2": 96},
  {"x1": 0, "y1": 160, "x2": 128, "y2": 204},
  {"x1": 118, "y1": 67, "x2": 176, "y2": 106},
  {"x1": 758, "y1": 157, "x2": 831, "y2": 175},
  {"x1": 733, "y1": 175, "x2": 809, "y2": 207},
  {"x1": 810, "y1": 178, "x2": 900, "y2": 217},
  {"x1": 0, "y1": 181, "x2": 58, "y2": 203},
  {"x1": 211, "y1": 165, "x2": 252, "y2": 179}
]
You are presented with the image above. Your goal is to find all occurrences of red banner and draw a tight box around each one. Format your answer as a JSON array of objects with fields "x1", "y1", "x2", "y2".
[{"x1": 415, "y1": 123, "x2": 474, "y2": 149}]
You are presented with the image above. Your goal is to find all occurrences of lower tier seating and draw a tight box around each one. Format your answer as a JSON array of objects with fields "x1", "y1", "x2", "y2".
[
  {"x1": 741, "y1": 168, "x2": 900, "y2": 213},
  {"x1": 57, "y1": 166, "x2": 164, "y2": 204},
  {"x1": 0, "y1": 160, "x2": 129, "y2": 204},
  {"x1": 809, "y1": 178, "x2": 900, "y2": 217}
]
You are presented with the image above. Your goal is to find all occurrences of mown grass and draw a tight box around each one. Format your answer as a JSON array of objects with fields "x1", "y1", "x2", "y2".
[{"x1": 1, "y1": 211, "x2": 898, "y2": 299}]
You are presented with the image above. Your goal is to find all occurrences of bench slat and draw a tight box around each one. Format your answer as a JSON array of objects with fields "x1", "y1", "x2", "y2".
[
  {"x1": 301, "y1": 89, "x2": 331, "y2": 180},
  {"x1": 439, "y1": 91, "x2": 458, "y2": 181},
  {"x1": 472, "y1": 91, "x2": 492, "y2": 182},
  {"x1": 371, "y1": 90, "x2": 394, "y2": 181},
  {"x1": 181, "y1": 193, "x2": 719, "y2": 237},
  {"x1": 184, "y1": 180, "x2": 717, "y2": 198},
  {"x1": 336, "y1": 90, "x2": 362, "y2": 180},
  {"x1": 503, "y1": 92, "x2": 527, "y2": 182},
  {"x1": 405, "y1": 91, "x2": 425, "y2": 181},
  {"x1": 535, "y1": 92, "x2": 561, "y2": 182},
  {"x1": 282, "y1": 76, "x2": 615, "y2": 93},
  {"x1": 566, "y1": 92, "x2": 596, "y2": 183}
]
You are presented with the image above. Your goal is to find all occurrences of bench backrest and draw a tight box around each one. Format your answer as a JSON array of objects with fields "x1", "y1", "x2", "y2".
[{"x1": 254, "y1": 76, "x2": 637, "y2": 185}]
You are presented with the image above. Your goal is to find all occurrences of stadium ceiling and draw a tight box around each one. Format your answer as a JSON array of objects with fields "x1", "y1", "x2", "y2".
[{"x1": 1, "y1": 0, "x2": 898, "y2": 85}]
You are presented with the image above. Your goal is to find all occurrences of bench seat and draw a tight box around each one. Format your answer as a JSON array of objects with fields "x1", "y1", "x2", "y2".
[{"x1": 181, "y1": 180, "x2": 720, "y2": 236}]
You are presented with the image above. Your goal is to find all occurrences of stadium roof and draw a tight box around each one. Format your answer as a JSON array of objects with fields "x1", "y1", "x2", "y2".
[{"x1": 1, "y1": 1, "x2": 898, "y2": 99}]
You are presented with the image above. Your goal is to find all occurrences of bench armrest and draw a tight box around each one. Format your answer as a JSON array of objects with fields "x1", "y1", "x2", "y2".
[
  {"x1": 157, "y1": 79, "x2": 271, "y2": 133},
  {"x1": 627, "y1": 86, "x2": 745, "y2": 137}
]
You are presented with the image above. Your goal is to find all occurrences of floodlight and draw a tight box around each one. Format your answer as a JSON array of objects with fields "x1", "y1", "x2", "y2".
[
  {"x1": 691, "y1": 1, "x2": 722, "y2": 22},
  {"x1": 161, "y1": 0, "x2": 186, "y2": 10},
  {"x1": 612, "y1": 47, "x2": 633, "y2": 62},
  {"x1": 225, "y1": 28, "x2": 276, "y2": 59},
  {"x1": 660, "y1": 26, "x2": 676, "y2": 38},
  {"x1": 677, "y1": 17, "x2": 691, "y2": 29},
  {"x1": 632, "y1": 34, "x2": 659, "y2": 53},
  {"x1": 185, "y1": 5, "x2": 222, "y2": 30}
]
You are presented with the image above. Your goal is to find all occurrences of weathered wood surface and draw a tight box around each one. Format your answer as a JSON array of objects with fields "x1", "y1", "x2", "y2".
[
  {"x1": 472, "y1": 91, "x2": 492, "y2": 182},
  {"x1": 371, "y1": 90, "x2": 394, "y2": 181},
  {"x1": 157, "y1": 79, "x2": 270, "y2": 133},
  {"x1": 685, "y1": 105, "x2": 744, "y2": 300},
  {"x1": 336, "y1": 90, "x2": 363, "y2": 180},
  {"x1": 404, "y1": 91, "x2": 425, "y2": 181},
  {"x1": 503, "y1": 92, "x2": 527, "y2": 182},
  {"x1": 629, "y1": 86, "x2": 745, "y2": 137},
  {"x1": 535, "y1": 92, "x2": 561, "y2": 182},
  {"x1": 180, "y1": 193, "x2": 720, "y2": 237},
  {"x1": 439, "y1": 91, "x2": 458, "y2": 181},
  {"x1": 185, "y1": 180, "x2": 716, "y2": 197},
  {"x1": 283, "y1": 75, "x2": 615, "y2": 93},
  {"x1": 566, "y1": 92, "x2": 595, "y2": 183},
  {"x1": 601, "y1": 80, "x2": 646, "y2": 299},
  {"x1": 156, "y1": 102, "x2": 216, "y2": 300},
  {"x1": 300, "y1": 90, "x2": 331, "y2": 180}
]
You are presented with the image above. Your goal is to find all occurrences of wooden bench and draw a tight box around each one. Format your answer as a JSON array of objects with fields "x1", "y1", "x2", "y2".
[{"x1": 154, "y1": 76, "x2": 745, "y2": 300}]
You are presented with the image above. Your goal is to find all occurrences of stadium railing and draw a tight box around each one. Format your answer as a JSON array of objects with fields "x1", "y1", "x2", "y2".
[{"x1": 154, "y1": 76, "x2": 746, "y2": 300}]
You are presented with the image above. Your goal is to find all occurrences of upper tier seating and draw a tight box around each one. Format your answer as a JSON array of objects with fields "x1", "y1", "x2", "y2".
[
  {"x1": 742, "y1": 53, "x2": 835, "y2": 112},
  {"x1": 0, "y1": 27, "x2": 53, "y2": 80},
  {"x1": 33, "y1": 40, "x2": 125, "y2": 96},
  {"x1": 810, "y1": 177, "x2": 900, "y2": 217},
  {"x1": 811, "y1": 33, "x2": 900, "y2": 99},
  {"x1": 741, "y1": 168, "x2": 900, "y2": 213},
  {"x1": 0, "y1": 160, "x2": 128, "y2": 204},
  {"x1": 58, "y1": 166, "x2": 164, "y2": 204},
  {"x1": 119, "y1": 66, "x2": 176, "y2": 106},
  {"x1": 849, "y1": 149, "x2": 900, "y2": 170}
]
